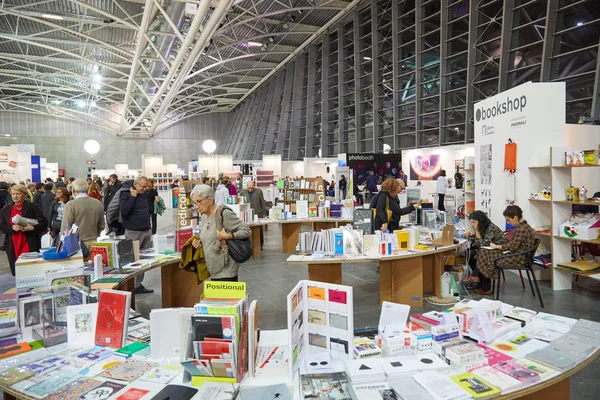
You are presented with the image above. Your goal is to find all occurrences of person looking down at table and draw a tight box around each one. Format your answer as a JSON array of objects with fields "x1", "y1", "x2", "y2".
[
  {"x1": 474, "y1": 205, "x2": 535, "y2": 295},
  {"x1": 0, "y1": 184, "x2": 48, "y2": 276},
  {"x1": 463, "y1": 210, "x2": 507, "y2": 285},
  {"x1": 373, "y1": 178, "x2": 420, "y2": 232},
  {"x1": 190, "y1": 185, "x2": 251, "y2": 282}
]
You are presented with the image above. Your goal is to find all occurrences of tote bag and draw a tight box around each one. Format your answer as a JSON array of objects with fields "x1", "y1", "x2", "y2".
[{"x1": 219, "y1": 206, "x2": 253, "y2": 263}]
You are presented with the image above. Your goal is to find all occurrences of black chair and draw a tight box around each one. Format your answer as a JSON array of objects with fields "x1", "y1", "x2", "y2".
[{"x1": 493, "y1": 239, "x2": 543, "y2": 308}]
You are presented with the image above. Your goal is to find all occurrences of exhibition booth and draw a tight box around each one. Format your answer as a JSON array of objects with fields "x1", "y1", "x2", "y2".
[{"x1": 1, "y1": 82, "x2": 600, "y2": 399}]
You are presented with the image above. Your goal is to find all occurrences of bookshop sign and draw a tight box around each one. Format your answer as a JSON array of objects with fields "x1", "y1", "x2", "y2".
[{"x1": 177, "y1": 185, "x2": 188, "y2": 229}]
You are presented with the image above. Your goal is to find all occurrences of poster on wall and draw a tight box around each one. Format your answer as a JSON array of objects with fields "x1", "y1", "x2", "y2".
[
  {"x1": 480, "y1": 144, "x2": 492, "y2": 185},
  {"x1": 346, "y1": 153, "x2": 402, "y2": 185},
  {"x1": 409, "y1": 153, "x2": 442, "y2": 181},
  {"x1": 0, "y1": 147, "x2": 19, "y2": 183}
]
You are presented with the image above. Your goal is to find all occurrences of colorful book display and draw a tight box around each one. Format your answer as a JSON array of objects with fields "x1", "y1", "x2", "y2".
[{"x1": 287, "y1": 280, "x2": 354, "y2": 376}]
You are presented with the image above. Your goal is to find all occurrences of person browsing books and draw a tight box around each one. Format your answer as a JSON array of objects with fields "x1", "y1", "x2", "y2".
[
  {"x1": 0, "y1": 184, "x2": 48, "y2": 275},
  {"x1": 462, "y1": 211, "x2": 507, "y2": 286},
  {"x1": 239, "y1": 180, "x2": 267, "y2": 250},
  {"x1": 190, "y1": 184, "x2": 251, "y2": 282},
  {"x1": 373, "y1": 178, "x2": 420, "y2": 232},
  {"x1": 473, "y1": 205, "x2": 535, "y2": 295}
]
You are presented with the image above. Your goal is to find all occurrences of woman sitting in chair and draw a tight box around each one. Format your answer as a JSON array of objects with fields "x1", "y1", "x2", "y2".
[
  {"x1": 474, "y1": 205, "x2": 535, "y2": 295},
  {"x1": 463, "y1": 210, "x2": 507, "y2": 285}
]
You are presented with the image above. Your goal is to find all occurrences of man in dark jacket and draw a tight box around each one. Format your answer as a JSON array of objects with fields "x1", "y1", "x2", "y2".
[
  {"x1": 239, "y1": 180, "x2": 267, "y2": 249},
  {"x1": 55, "y1": 177, "x2": 67, "y2": 188},
  {"x1": 104, "y1": 174, "x2": 122, "y2": 213},
  {"x1": 366, "y1": 170, "x2": 378, "y2": 196},
  {"x1": 120, "y1": 176, "x2": 153, "y2": 294},
  {"x1": 40, "y1": 183, "x2": 56, "y2": 222}
]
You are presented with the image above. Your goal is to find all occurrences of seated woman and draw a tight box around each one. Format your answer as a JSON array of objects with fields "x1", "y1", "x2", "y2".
[
  {"x1": 474, "y1": 205, "x2": 535, "y2": 295},
  {"x1": 463, "y1": 210, "x2": 507, "y2": 284},
  {"x1": 373, "y1": 178, "x2": 420, "y2": 232}
]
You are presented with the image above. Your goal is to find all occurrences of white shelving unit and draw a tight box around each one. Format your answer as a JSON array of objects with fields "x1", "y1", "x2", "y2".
[
  {"x1": 463, "y1": 156, "x2": 475, "y2": 215},
  {"x1": 527, "y1": 165, "x2": 553, "y2": 249},
  {"x1": 550, "y1": 146, "x2": 600, "y2": 291}
]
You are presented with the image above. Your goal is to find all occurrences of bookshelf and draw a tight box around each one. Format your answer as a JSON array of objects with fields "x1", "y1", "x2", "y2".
[
  {"x1": 255, "y1": 170, "x2": 275, "y2": 188},
  {"x1": 276, "y1": 178, "x2": 326, "y2": 206},
  {"x1": 550, "y1": 145, "x2": 600, "y2": 290}
]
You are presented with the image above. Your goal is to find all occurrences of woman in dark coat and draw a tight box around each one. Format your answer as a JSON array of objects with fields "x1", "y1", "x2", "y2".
[
  {"x1": 0, "y1": 185, "x2": 48, "y2": 276},
  {"x1": 373, "y1": 178, "x2": 419, "y2": 232}
]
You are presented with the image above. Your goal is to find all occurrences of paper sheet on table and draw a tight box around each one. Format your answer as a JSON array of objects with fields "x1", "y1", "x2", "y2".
[
  {"x1": 287, "y1": 255, "x2": 305, "y2": 262},
  {"x1": 259, "y1": 330, "x2": 289, "y2": 346}
]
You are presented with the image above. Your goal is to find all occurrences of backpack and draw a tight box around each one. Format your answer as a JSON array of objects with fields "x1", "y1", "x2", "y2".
[{"x1": 106, "y1": 188, "x2": 125, "y2": 226}]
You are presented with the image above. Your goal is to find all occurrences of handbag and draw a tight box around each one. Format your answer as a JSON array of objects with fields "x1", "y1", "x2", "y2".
[
  {"x1": 219, "y1": 206, "x2": 253, "y2": 263},
  {"x1": 372, "y1": 195, "x2": 393, "y2": 227}
]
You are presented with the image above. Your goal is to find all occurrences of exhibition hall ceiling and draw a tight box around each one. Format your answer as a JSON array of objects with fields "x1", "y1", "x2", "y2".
[{"x1": 0, "y1": 0, "x2": 357, "y2": 136}]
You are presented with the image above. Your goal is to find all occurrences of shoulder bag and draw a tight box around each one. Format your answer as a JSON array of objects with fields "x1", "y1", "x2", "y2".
[{"x1": 219, "y1": 206, "x2": 253, "y2": 263}]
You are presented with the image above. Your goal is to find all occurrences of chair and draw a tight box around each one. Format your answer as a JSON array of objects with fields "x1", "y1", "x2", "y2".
[
  {"x1": 503, "y1": 230, "x2": 526, "y2": 289},
  {"x1": 493, "y1": 239, "x2": 543, "y2": 308}
]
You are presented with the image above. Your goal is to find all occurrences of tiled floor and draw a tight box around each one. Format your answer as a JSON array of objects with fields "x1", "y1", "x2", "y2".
[{"x1": 1, "y1": 210, "x2": 599, "y2": 398}]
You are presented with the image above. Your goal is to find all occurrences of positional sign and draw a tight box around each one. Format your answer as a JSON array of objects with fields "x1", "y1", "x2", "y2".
[{"x1": 176, "y1": 184, "x2": 188, "y2": 229}]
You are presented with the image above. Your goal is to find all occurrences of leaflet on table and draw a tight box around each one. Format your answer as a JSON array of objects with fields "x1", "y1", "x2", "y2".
[
  {"x1": 378, "y1": 301, "x2": 410, "y2": 338},
  {"x1": 66, "y1": 303, "x2": 99, "y2": 348},
  {"x1": 287, "y1": 280, "x2": 354, "y2": 377}
]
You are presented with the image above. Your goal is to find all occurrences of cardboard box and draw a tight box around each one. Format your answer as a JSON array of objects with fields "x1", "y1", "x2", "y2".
[
  {"x1": 560, "y1": 217, "x2": 600, "y2": 240},
  {"x1": 15, "y1": 251, "x2": 84, "y2": 294}
]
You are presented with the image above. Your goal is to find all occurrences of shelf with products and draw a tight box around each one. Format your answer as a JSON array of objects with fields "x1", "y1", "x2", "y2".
[
  {"x1": 550, "y1": 143, "x2": 600, "y2": 291},
  {"x1": 553, "y1": 200, "x2": 600, "y2": 206},
  {"x1": 276, "y1": 177, "x2": 326, "y2": 205},
  {"x1": 255, "y1": 170, "x2": 275, "y2": 188},
  {"x1": 528, "y1": 165, "x2": 551, "y2": 169},
  {"x1": 151, "y1": 171, "x2": 177, "y2": 191},
  {"x1": 529, "y1": 198, "x2": 551, "y2": 203}
]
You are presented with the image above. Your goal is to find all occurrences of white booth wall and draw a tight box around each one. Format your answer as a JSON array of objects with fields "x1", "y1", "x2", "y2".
[
  {"x1": 474, "y1": 82, "x2": 566, "y2": 230},
  {"x1": 281, "y1": 160, "x2": 304, "y2": 178}
]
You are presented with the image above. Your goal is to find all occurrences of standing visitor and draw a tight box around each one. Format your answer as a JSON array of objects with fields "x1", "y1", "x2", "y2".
[
  {"x1": 398, "y1": 170, "x2": 408, "y2": 187},
  {"x1": 49, "y1": 187, "x2": 70, "y2": 242},
  {"x1": 61, "y1": 180, "x2": 105, "y2": 259},
  {"x1": 40, "y1": 183, "x2": 56, "y2": 223},
  {"x1": 373, "y1": 178, "x2": 419, "y2": 232},
  {"x1": 88, "y1": 182, "x2": 103, "y2": 201},
  {"x1": 190, "y1": 185, "x2": 251, "y2": 282},
  {"x1": 33, "y1": 183, "x2": 44, "y2": 206},
  {"x1": 227, "y1": 177, "x2": 238, "y2": 196},
  {"x1": 338, "y1": 175, "x2": 347, "y2": 200},
  {"x1": 239, "y1": 181, "x2": 267, "y2": 250},
  {"x1": 366, "y1": 170, "x2": 378, "y2": 197},
  {"x1": 236, "y1": 173, "x2": 244, "y2": 192},
  {"x1": 147, "y1": 178, "x2": 161, "y2": 235},
  {"x1": 55, "y1": 177, "x2": 66, "y2": 189},
  {"x1": 436, "y1": 169, "x2": 448, "y2": 211},
  {"x1": 120, "y1": 176, "x2": 153, "y2": 294},
  {"x1": 0, "y1": 185, "x2": 48, "y2": 276},
  {"x1": 104, "y1": 174, "x2": 122, "y2": 213},
  {"x1": 214, "y1": 178, "x2": 229, "y2": 205}
]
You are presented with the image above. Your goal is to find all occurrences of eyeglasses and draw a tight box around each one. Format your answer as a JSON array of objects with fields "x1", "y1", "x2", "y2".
[{"x1": 194, "y1": 197, "x2": 210, "y2": 205}]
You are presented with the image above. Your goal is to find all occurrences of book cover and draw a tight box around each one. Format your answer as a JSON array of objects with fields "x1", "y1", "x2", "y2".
[
  {"x1": 352, "y1": 382, "x2": 395, "y2": 400},
  {"x1": 116, "y1": 239, "x2": 135, "y2": 267},
  {"x1": 0, "y1": 367, "x2": 35, "y2": 385},
  {"x1": 491, "y1": 360, "x2": 541, "y2": 385},
  {"x1": 43, "y1": 377, "x2": 102, "y2": 400},
  {"x1": 175, "y1": 228, "x2": 193, "y2": 253},
  {"x1": 90, "y1": 246, "x2": 109, "y2": 267},
  {"x1": 95, "y1": 290, "x2": 131, "y2": 349},
  {"x1": 77, "y1": 381, "x2": 126, "y2": 399},
  {"x1": 477, "y1": 344, "x2": 513, "y2": 365},
  {"x1": 99, "y1": 359, "x2": 154, "y2": 381},
  {"x1": 450, "y1": 372, "x2": 501, "y2": 398},
  {"x1": 334, "y1": 232, "x2": 343, "y2": 255},
  {"x1": 240, "y1": 384, "x2": 292, "y2": 400},
  {"x1": 115, "y1": 342, "x2": 149, "y2": 357},
  {"x1": 67, "y1": 303, "x2": 98, "y2": 347},
  {"x1": 191, "y1": 315, "x2": 236, "y2": 342},
  {"x1": 93, "y1": 241, "x2": 116, "y2": 268},
  {"x1": 514, "y1": 357, "x2": 558, "y2": 380},
  {"x1": 490, "y1": 332, "x2": 548, "y2": 359},
  {"x1": 300, "y1": 372, "x2": 355, "y2": 400},
  {"x1": 115, "y1": 388, "x2": 150, "y2": 400},
  {"x1": 471, "y1": 365, "x2": 522, "y2": 391},
  {"x1": 343, "y1": 230, "x2": 363, "y2": 255},
  {"x1": 138, "y1": 365, "x2": 182, "y2": 384},
  {"x1": 23, "y1": 369, "x2": 80, "y2": 398}
]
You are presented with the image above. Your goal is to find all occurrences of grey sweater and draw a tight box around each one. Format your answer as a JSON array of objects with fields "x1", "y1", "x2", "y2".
[{"x1": 200, "y1": 207, "x2": 251, "y2": 279}]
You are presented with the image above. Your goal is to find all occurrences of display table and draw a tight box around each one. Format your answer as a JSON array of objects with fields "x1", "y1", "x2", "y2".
[
  {"x1": 90, "y1": 258, "x2": 201, "y2": 309},
  {"x1": 287, "y1": 244, "x2": 460, "y2": 307},
  {"x1": 248, "y1": 217, "x2": 353, "y2": 255}
]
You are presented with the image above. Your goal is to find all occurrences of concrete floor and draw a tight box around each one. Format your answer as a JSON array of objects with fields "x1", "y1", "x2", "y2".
[{"x1": 1, "y1": 209, "x2": 599, "y2": 398}]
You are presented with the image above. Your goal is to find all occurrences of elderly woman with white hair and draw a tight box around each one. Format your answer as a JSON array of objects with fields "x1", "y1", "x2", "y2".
[
  {"x1": 190, "y1": 184, "x2": 251, "y2": 282},
  {"x1": 0, "y1": 184, "x2": 48, "y2": 276}
]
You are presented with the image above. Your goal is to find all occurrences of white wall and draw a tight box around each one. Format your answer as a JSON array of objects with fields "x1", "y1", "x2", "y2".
[
  {"x1": 565, "y1": 124, "x2": 600, "y2": 191},
  {"x1": 304, "y1": 157, "x2": 338, "y2": 179},
  {"x1": 474, "y1": 82, "x2": 566, "y2": 228},
  {"x1": 282, "y1": 160, "x2": 304, "y2": 177}
]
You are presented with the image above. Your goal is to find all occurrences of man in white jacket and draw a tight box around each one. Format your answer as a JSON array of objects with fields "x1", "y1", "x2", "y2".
[{"x1": 214, "y1": 178, "x2": 230, "y2": 205}]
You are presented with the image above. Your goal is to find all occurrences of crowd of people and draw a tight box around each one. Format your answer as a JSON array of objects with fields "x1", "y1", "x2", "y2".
[{"x1": 0, "y1": 174, "x2": 165, "y2": 294}]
